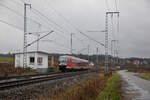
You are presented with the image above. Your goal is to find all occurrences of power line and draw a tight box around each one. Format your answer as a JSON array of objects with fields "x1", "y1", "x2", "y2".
[
  {"x1": 72, "y1": 34, "x2": 84, "y2": 43},
  {"x1": 12, "y1": 0, "x2": 104, "y2": 47},
  {"x1": 77, "y1": 47, "x2": 88, "y2": 54},
  {"x1": 0, "y1": 3, "x2": 47, "y2": 32},
  {"x1": 0, "y1": 2, "x2": 47, "y2": 30},
  {"x1": 30, "y1": 9, "x2": 71, "y2": 40},
  {"x1": 20, "y1": 0, "x2": 29, "y2": 4},
  {"x1": 0, "y1": 1, "x2": 59, "y2": 38},
  {"x1": 79, "y1": 31, "x2": 104, "y2": 46},
  {"x1": 53, "y1": 41, "x2": 70, "y2": 50},
  {"x1": 0, "y1": 19, "x2": 22, "y2": 30},
  {"x1": 44, "y1": 0, "x2": 76, "y2": 31},
  {"x1": 7, "y1": 0, "x2": 104, "y2": 49},
  {"x1": 0, "y1": 3, "x2": 23, "y2": 16},
  {"x1": 31, "y1": 8, "x2": 71, "y2": 33},
  {"x1": 30, "y1": 8, "x2": 71, "y2": 39},
  {"x1": 11, "y1": 0, "x2": 56, "y2": 29},
  {"x1": 11, "y1": 0, "x2": 24, "y2": 6},
  {"x1": 44, "y1": 0, "x2": 104, "y2": 46},
  {"x1": 20, "y1": 0, "x2": 88, "y2": 44},
  {"x1": 12, "y1": 0, "x2": 94, "y2": 46},
  {"x1": 35, "y1": 0, "x2": 84, "y2": 43},
  {"x1": 42, "y1": 39, "x2": 71, "y2": 51},
  {"x1": 44, "y1": 0, "x2": 88, "y2": 43},
  {"x1": 1, "y1": 0, "x2": 72, "y2": 55},
  {"x1": 8, "y1": 0, "x2": 71, "y2": 41},
  {"x1": 26, "y1": 31, "x2": 54, "y2": 48}
]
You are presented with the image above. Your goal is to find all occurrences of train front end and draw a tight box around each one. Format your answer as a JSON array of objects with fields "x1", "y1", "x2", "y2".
[{"x1": 58, "y1": 56, "x2": 69, "y2": 71}]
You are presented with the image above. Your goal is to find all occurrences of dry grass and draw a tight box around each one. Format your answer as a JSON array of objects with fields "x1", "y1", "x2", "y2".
[
  {"x1": 0, "y1": 63, "x2": 37, "y2": 77},
  {"x1": 37, "y1": 73, "x2": 110, "y2": 100},
  {"x1": 0, "y1": 57, "x2": 14, "y2": 62},
  {"x1": 96, "y1": 73, "x2": 121, "y2": 100},
  {"x1": 128, "y1": 67, "x2": 150, "y2": 73},
  {"x1": 139, "y1": 73, "x2": 150, "y2": 80},
  {"x1": 53, "y1": 67, "x2": 61, "y2": 72},
  {"x1": 128, "y1": 68, "x2": 150, "y2": 80}
]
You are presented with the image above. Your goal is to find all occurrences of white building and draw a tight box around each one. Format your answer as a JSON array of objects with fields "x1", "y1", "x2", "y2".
[{"x1": 14, "y1": 51, "x2": 49, "y2": 72}]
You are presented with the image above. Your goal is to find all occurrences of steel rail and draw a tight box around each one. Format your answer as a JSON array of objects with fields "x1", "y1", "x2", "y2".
[
  {"x1": 0, "y1": 72, "x2": 61, "y2": 80},
  {"x1": 0, "y1": 70, "x2": 99, "y2": 90}
]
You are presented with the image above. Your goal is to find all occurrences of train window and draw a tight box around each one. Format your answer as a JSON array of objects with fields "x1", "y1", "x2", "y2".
[
  {"x1": 59, "y1": 56, "x2": 68, "y2": 64},
  {"x1": 70, "y1": 59, "x2": 72, "y2": 63},
  {"x1": 78, "y1": 61, "x2": 88, "y2": 66},
  {"x1": 78, "y1": 62, "x2": 86, "y2": 66},
  {"x1": 71, "y1": 59, "x2": 79, "y2": 63},
  {"x1": 70, "y1": 59, "x2": 74, "y2": 63}
]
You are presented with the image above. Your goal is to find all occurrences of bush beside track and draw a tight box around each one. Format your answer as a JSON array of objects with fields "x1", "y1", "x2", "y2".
[
  {"x1": 96, "y1": 72, "x2": 121, "y2": 100},
  {"x1": 139, "y1": 73, "x2": 150, "y2": 80},
  {"x1": 127, "y1": 67, "x2": 150, "y2": 73},
  {"x1": 37, "y1": 72, "x2": 117, "y2": 100},
  {"x1": 127, "y1": 67, "x2": 150, "y2": 80},
  {"x1": 0, "y1": 63, "x2": 37, "y2": 77}
]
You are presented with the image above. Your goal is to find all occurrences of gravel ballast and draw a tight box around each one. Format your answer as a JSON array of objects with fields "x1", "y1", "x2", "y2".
[{"x1": 0, "y1": 72, "x2": 98, "y2": 100}]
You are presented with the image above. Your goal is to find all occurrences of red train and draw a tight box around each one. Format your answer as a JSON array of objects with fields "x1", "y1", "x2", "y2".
[{"x1": 58, "y1": 55, "x2": 90, "y2": 71}]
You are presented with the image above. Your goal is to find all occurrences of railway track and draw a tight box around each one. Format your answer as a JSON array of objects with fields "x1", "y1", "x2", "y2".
[
  {"x1": 0, "y1": 70, "x2": 99, "y2": 90},
  {"x1": 0, "y1": 72, "x2": 61, "y2": 80}
]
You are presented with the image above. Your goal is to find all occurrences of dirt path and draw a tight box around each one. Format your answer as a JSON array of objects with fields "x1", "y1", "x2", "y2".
[{"x1": 118, "y1": 70, "x2": 150, "y2": 100}]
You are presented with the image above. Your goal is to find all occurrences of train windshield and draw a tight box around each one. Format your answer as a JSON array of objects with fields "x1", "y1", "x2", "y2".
[{"x1": 59, "y1": 56, "x2": 68, "y2": 64}]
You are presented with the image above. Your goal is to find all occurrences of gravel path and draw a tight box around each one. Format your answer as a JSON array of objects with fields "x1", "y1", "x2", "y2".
[{"x1": 118, "y1": 70, "x2": 150, "y2": 100}]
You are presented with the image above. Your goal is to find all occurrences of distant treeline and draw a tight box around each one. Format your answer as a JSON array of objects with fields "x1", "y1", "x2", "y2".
[
  {"x1": 1, "y1": 53, "x2": 150, "y2": 66},
  {"x1": 0, "y1": 53, "x2": 14, "y2": 57},
  {"x1": 48, "y1": 53, "x2": 150, "y2": 66}
]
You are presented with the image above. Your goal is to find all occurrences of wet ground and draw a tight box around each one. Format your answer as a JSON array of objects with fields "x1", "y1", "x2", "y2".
[{"x1": 118, "y1": 70, "x2": 150, "y2": 100}]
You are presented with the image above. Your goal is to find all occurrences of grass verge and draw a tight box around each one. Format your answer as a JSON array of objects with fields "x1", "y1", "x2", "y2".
[
  {"x1": 140, "y1": 73, "x2": 150, "y2": 80},
  {"x1": 0, "y1": 57, "x2": 14, "y2": 62},
  {"x1": 37, "y1": 73, "x2": 110, "y2": 100},
  {"x1": 0, "y1": 63, "x2": 38, "y2": 77},
  {"x1": 96, "y1": 73, "x2": 121, "y2": 100}
]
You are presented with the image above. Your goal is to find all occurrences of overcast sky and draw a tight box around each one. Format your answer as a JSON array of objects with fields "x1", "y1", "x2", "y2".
[{"x1": 0, "y1": 0, "x2": 150, "y2": 58}]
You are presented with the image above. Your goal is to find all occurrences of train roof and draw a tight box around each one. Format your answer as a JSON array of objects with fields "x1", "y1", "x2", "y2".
[{"x1": 59, "y1": 55, "x2": 88, "y2": 62}]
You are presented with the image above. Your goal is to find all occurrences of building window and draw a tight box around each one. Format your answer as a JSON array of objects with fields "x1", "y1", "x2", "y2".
[
  {"x1": 30, "y1": 57, "x2": 35, "y2": 64},
  {"x1": 37, "y1": 57, "x2": 43, "y2": 65}
]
